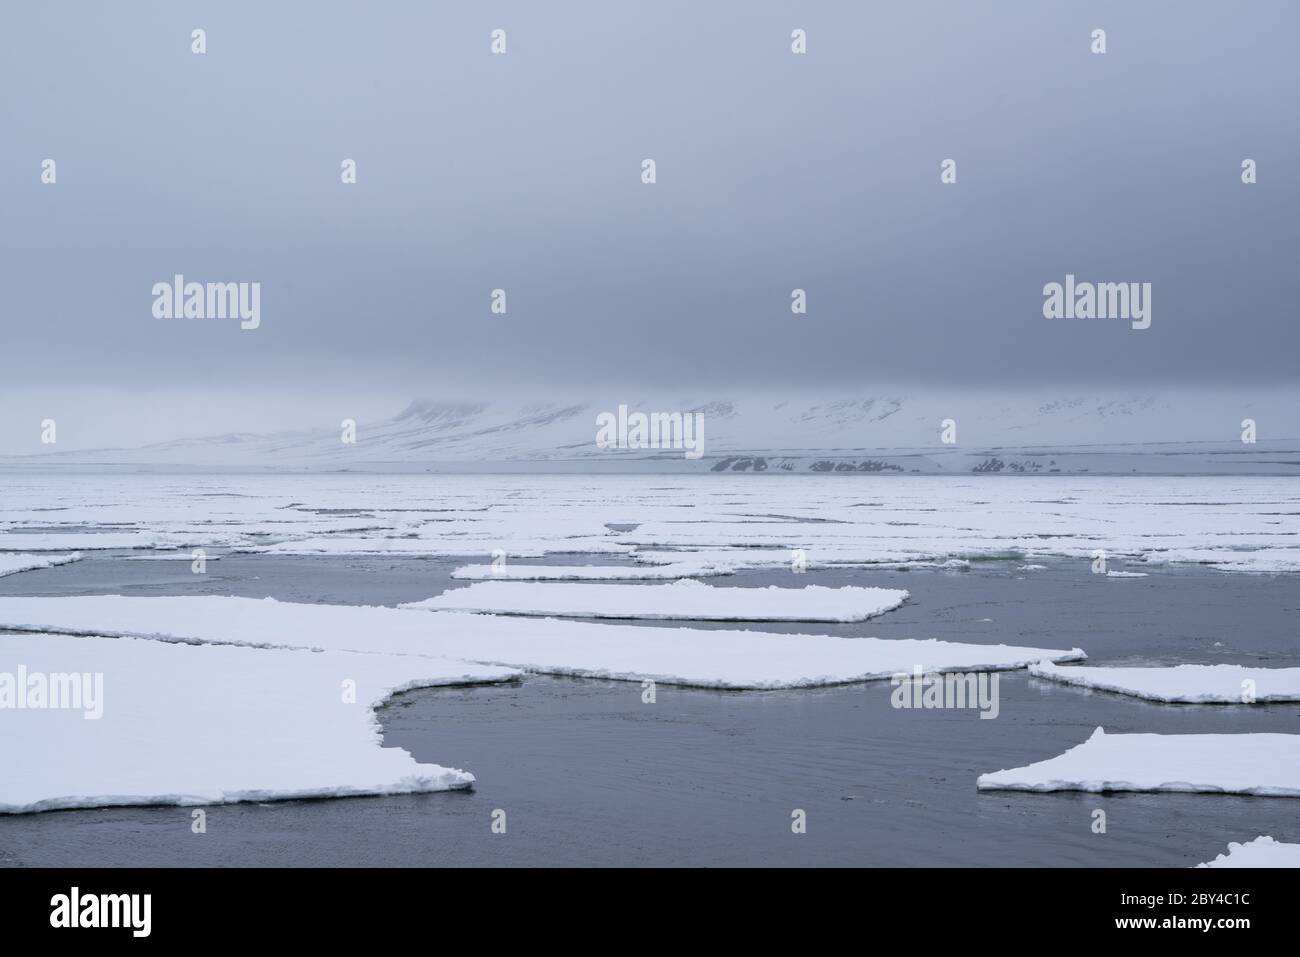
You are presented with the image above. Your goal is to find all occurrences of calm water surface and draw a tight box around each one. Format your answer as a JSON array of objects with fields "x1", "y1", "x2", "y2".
[{"x1": 2, "y1": 554, "x2": 1297, "y2": 866}]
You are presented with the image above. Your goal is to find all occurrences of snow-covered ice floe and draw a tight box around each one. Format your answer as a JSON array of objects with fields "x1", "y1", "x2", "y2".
[
  {"x1": 0, "y1": 532, "x2": 185, "y2": 551},
  {"x1": 629, "y1": 549, "x2": 970, "y2": 573},
  {"x1": 0, "y1": 595, "x2": 1084, "y2": 690},
  {"x1": 119, "y1": 552, "x2": 223, "y2": 562},
  {"x1": 450, "y1": 562, "x2": 734, "y2": 581},
  {"x1": 1196, "y1": 837, "x2": 1300, "y2": 868},
  {"x1": 977, "y1": 727, "x2": 1300, "y2": 797},
  {"x1": 0, "y1": 552, "x2": 82, "y2": 578},
  {"x1": 403, "y1": 579, "x2": 909, "y2": 622},
  {"x1": 239, "y1": 535, "x2": 634, "y2": 559},
  {"x1": 7, "y1": 474, "x2": 1300, "y2": 572},
  {"x1": 0, "y1": 633, "x2": 520, "y2": 814},
  {"x1": 1029, "y1": 661, "x2": 1300, "y2": 703}
]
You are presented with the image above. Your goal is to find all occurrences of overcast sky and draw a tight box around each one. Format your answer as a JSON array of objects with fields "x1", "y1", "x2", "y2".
[{"x1": 1, "y1": 1, "x2": 1297, "y2": 448}]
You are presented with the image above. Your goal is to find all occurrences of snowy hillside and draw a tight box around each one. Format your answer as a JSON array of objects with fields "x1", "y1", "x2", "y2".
[{"x1": 4, "y1": 390, "x2": 1299, "y2": 474}]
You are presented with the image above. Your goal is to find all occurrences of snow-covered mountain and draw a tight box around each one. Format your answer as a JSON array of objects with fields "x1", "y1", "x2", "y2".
[{"x1": 5, "y1": 390, "x2": 1300, "y2": 474}]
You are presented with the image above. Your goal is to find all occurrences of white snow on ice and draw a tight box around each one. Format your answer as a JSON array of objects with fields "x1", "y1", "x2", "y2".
[
  {"x1": 4, "y1": 473, "x2": 1295, "y2": 818},
  {"x1": 240, "y1": 535, "x2": 634, "y2": 559},
  {"x1": 450, "y1": 561, "x2": 734, "y2": 580},
  {"x1": 1196, "y1": 836, "x2": 1300, "y2": 868},
  {"x1": 0, "y1": 633, "x2": 519, "y2": 814},
  {"x1": 0, "y1": 552, "x2": 82, "y2": 578},
  {"x1": 1029, "y1": 661, "x2": 1300, "y2": 703},
  {"x1": 0, "y1": 532, "x2": 176, "y2": 552},
  {"x1": 2, "y1": 474, "x2": 1299, "y2": 572},
  {"x1": 404, "y1": 579, "x2": 909, "y2": 622},
  {"x1": 0, "y1": 595, "x2": 1085, "y2": 690},
  {"x1": 977, "y1": 727, "x2": 1300, "y2": 797}
]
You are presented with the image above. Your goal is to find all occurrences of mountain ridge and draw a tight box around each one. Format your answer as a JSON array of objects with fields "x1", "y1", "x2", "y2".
[{"x1": 4, "y1": 390, "x2": 1299, "y2": 475}]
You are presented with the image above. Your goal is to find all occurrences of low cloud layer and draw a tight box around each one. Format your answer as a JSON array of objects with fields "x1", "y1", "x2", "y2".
[{"x1": 3, "y1": 1, "x2": 1297, "y2": 446}]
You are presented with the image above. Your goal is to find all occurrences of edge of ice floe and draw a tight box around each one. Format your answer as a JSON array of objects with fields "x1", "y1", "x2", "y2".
[
  {"x1": 976, "y1": 727, "x2": 1300, "y2": 797},
  {"x1": 450, "y1": 563, "x2": 736, "y2": 581},
  {"x1": 0, "y1": 595, "x2": 1086, "y2": 690},
  {"x1": 0, "y1": 552, "x2": 84, "y2": 578},
  {"x1": 1028, "y1": 660, "x2": 1300, "y2": 703},
  {"x1": 0, "y1": 773, "x2": 477, "y2": 816},
  {"x1": 1196, "y1": 836, "x2": 1300, "y2": 868},
  {"x1": 404, "y1": 638, "x2": 1086, "y2": 691},
  {"x1": 0, "y1": 623, "x2": 1087, "y2": 692},
  {"x1": 0, "y1": 664, "x2": 520, "y2": 815},
  {"x1": 404, "y1": 579, "x2": 912, "y2": 623},
  {"x1": 0, "y1": 597, "x2": 386, "y2": 656}
]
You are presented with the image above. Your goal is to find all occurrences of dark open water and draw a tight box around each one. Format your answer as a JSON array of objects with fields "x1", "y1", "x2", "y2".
[{"x1": 2, "y1": 554, "x2": 1298, "y2": 866}]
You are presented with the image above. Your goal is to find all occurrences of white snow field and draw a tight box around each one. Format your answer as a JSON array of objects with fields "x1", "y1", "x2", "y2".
[
  {"x1": 241, "y1": 534, "x2": 634, "y2": 559},
  {"x1": 0, "y1": 532, "x2": 193, "y2": 551},
  {"x1": 1196, "y1": 837, "x2": 1300, "y2": 868},
  {"x1": 0, "y1": 552, "x2": 82, "y2": 578},
  {"x1": 2, "y1": 474, "x2": 1300, "y2": 572},
  {"x1": 0, "y1": 633, "x2": 520, "y2": 814},
  {"x1": 404, "y1": 579, "x2": 909, "y2": 622},
  {"x1": 977, "y1": 728, "x2": 1300, "y2": 797},
  {"x1": 450, "y1": 561, "x2": 735, "y2": 580},
  {"x1": 0, "y1": 595, "x2": 1084, "y2": 690},
  {"x1": 1029, "y1": 661, "x2": 1300, "y2": 703},
  {"x1": 8, "y1": 389, "x2": 1300, "y2": 473}
]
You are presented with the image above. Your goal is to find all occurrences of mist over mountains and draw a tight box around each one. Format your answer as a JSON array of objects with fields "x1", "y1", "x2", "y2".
[{"x1": 5, "y1": 389, "x2": 1298, "y2": 474}]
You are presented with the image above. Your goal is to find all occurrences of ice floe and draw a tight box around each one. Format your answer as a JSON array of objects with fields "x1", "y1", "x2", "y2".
[
  {"x1": 0, "y1": 532, "x2": 181, "y2": 552},
  {"x1": 0, "y1": 595, "x2": 1085, "y2": 690},
  {"x1": 450, "y1": 561, "x2": 734, "y2": 580},
  {"x1": 977, "y1": 727, "x2": 1300, "y2": 796},
  {"x1": 239, "y1": 535, "x2": 633, "y2": 558},
  {"x1": 0, "y1": 552, "x2": 82, "y2": 578},
  {"x1": 0, "y1": 633, "x2": 520, "y2": 814},
  {"x1": 403, "y1": 579, "x2": 909, "y2": 622},
  {"x1": 4, "y1": 474, "x2": 1300, "y2": 572},
  {"x1": 119, "y1": 552, "x2": 223, "y2": 562},
  {"x1": 1196, "y1": 836, "x2": 1300, "y2": 868},
  {"x1": 1029, "y1": 661, "x2": 1300, "y2": 703}
]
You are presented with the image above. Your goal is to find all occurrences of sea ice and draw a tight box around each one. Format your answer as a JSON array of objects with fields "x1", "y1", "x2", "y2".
[
  {"x1": 450, "y1": 561, "x2": 734, "y2": 580},
  {"x1": 0, "y1": 532, "x2": 173, "y2": 551},
  {"x1": 0, "y1": 633, "x2": 519, "y2": 814},
  {"x1": 240, "y1": 535, "x2": 633, "y2": 558},
  {"x1": 977, "y1": 727, "x2": 1300, "y2": 796},
  {"x1": 1196, "y1": 836, "x2": 1300, "y2": 868},
  {"x1": 0, "y1": 552, "x2": 82, "y2": 578},
  {"x1": 6, "y1": 474, "x2": 1300, "y2": 573},
  {"x1": 1029, "y1": 661, "x2": 1300, "y2": 703},
  {"x1": 0, "y1": 595, "x2": 1086, "y2": 690},
  {"x1": 403, "y1": 579, "x2": 909, "y2": 622}
]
